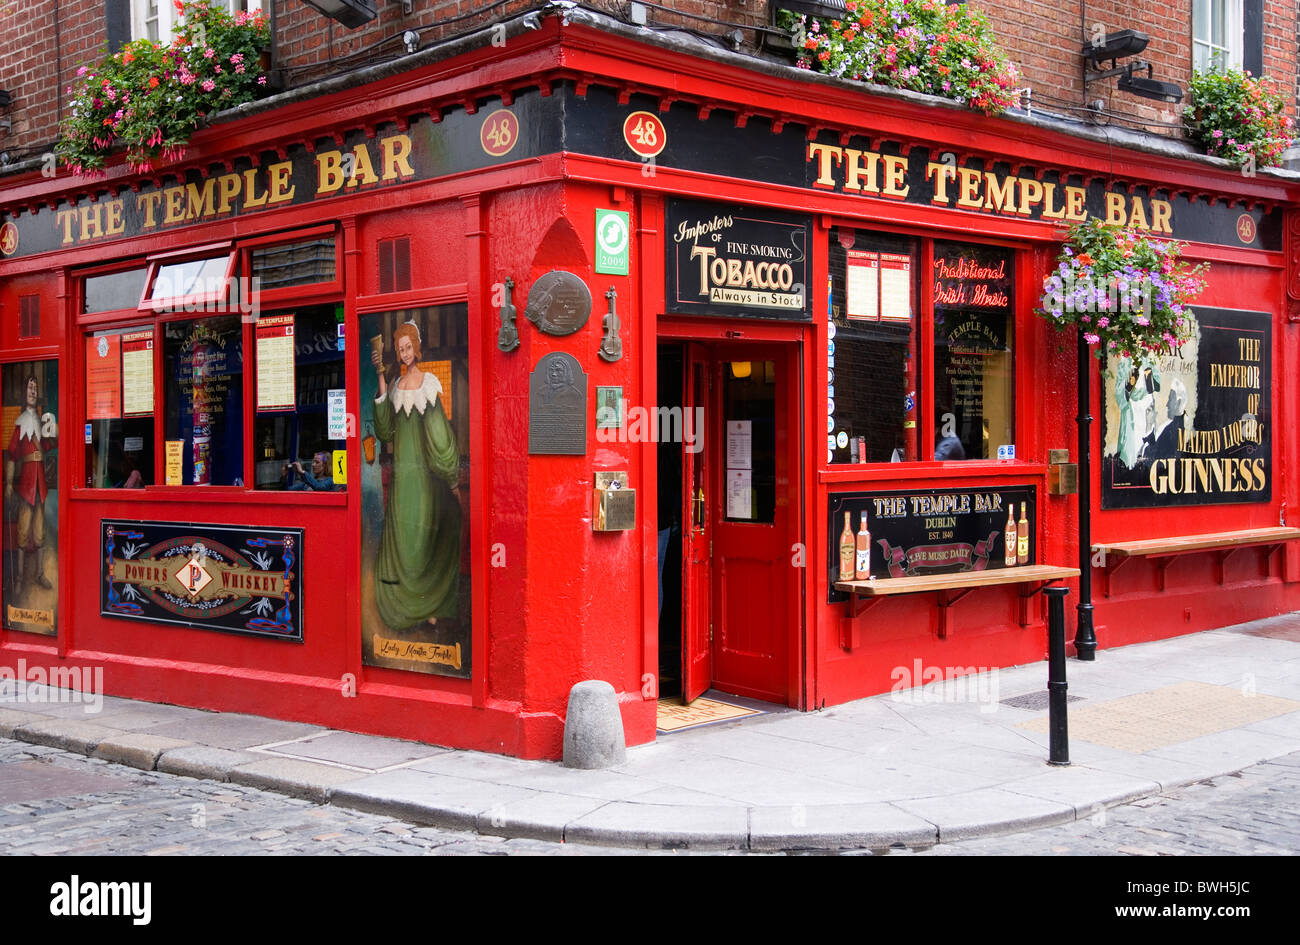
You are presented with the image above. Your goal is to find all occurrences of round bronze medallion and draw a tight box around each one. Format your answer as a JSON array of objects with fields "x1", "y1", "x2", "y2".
[{"x1": 524, "y1": 270, "x2": 592, "y2": 336}]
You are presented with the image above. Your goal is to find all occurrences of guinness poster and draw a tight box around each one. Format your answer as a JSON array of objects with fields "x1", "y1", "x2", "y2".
[
  {"x1": 100, "y1": 520, "x2": 303, "y2": 640},
  {"x1": 1101, "y1": 307, "x2": 1270, "y2": 508},
  {"x1": 828, "y1": 487, "x2": 1035, "y2": 602},
  {"x1": 666, "y1": 199, "x2": 812, "y2": 321}
]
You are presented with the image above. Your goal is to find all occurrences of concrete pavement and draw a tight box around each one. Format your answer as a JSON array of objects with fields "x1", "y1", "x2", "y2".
[{"x1": 2, "y1": 612, "x2": 1299, "y2": 851}]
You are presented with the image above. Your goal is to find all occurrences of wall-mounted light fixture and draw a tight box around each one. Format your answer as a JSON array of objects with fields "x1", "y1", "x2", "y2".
[
  {"x1": 0, "y1": 89, "x2": 12, "y2": 134},
  {"x1": 299, "y1": 0, "x2": 377, "y2": 28},
  {"x1": 1083, "y1": 29, "x2": 1183, "y2": 104},
  {"x1": 1117, "y1": 70, "x2": 1184, "y2": 103}
]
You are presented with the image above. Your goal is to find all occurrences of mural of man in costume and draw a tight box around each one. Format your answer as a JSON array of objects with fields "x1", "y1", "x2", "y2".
[
  {"x1": 369, "y1": 320, "x2": 461, "y2": 630},
  {"x1": 5, "y1": 374, "x2": 56, "y2": 591}
]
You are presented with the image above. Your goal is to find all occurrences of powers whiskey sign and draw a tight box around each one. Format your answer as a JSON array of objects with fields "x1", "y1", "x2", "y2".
[{"x1": 100, "y1": 520, "x2": 303, "y2": 640}]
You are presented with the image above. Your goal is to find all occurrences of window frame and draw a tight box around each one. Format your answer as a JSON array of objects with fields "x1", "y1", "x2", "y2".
[
  {"x1": 139, "y1": 241, "x2": 237, "y2": 314},
  {"x1": 130, "y1": 0, "x2": 248, "y2": 43},
  {"x1": 1192, "y1": 0, "x2": 1244, "y2": 75},
  {"x1": 821, "y1": 217, "x2": 1033, "y2": 477},
  {"x1": 72, "y1": 225, "x2": 345, "y2": 501}
]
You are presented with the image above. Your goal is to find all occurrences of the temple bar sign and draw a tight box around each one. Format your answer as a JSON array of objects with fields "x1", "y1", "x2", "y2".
[{"x1": 808, "y1": 143, "x2": 1171, "y2": 232}]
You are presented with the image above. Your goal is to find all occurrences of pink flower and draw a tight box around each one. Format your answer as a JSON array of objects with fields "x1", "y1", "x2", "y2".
[
  {"x1": 201, "y1": 78, "x2": 216, "y2": 92},
  {"x1": 1083, "y1": 333, "x2": 1100, "y2": 345},
  {"x1": 257, "y1": 75, "x2": 267, "y2": 85},
  {"x1": 203, "y1": 47, "x2": 215, "y2": 59}
]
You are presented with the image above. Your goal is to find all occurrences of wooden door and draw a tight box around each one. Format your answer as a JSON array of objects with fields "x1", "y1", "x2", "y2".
[
  {"x1": 681, "y1": 342, "x2": 800, "y2": 705},
  {"x1": 680, "y1": 344, "x2": 712, "y2": 703}
]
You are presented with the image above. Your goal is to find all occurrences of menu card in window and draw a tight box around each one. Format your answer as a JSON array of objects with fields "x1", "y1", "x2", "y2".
[
  {"x1": 726, "y1": 468, "x2": 753, "y2": 520},
  {"x1": 165, "y1": 440, "x2": 183, "y2": 486},
  {"x1": 122, "y1": 329, "x2": 155, "y2": 417},
  {"x1": 726, "y1": 420, "x2": 752, "y2": 470},
  {"x1": 879, "y1": 252, "x2": 912, "y2": 322},
  {"x1": 845, "y1": 250, "x2": 879, "y2": 321},
  {"x1": 255, "y1": 314, "x2": 296, "y2": 411},
  {"x1": 85, "y1": 334, "x2": 122, "y2": 420}
]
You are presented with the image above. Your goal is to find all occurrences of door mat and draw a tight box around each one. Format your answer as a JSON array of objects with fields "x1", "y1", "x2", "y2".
[{"x1": 657, "y1": 696, "x2": 764, "y2": 733}]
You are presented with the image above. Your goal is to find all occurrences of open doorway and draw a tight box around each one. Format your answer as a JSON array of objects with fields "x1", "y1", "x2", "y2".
[
  {"x1": 656, "y1": 342, "x2": 684, "y2": 700},
  {"x1": 657, "y1": 339, "x2": 802, "y2": 708}
]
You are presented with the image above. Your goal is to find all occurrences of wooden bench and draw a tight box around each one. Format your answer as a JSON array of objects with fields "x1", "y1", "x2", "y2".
[
  {"x1": 834, "y1": 565, "x2": 1080, "y2": 645},
  {"x1": 1091, "y1": 526, "x2": 1300, "y2": 596}
]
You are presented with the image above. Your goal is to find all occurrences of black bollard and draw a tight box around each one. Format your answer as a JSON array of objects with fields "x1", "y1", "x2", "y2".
[{"x1": 1044, "y1": 585, "x2": 1070, "y2": 766}]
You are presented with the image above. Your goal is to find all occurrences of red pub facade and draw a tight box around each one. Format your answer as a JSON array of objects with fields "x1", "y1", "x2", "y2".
[{"x1": 2, "y1": 5, "x2": 1299, "y2": 759}]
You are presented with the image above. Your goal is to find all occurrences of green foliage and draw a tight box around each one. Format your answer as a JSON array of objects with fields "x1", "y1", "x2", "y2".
[
  {"x1": 57, "y1": 1, "x2": 271, "y2": 175},
  {"x1": 1039, "y1": 219, "x2": 1208, "y2": 359},
  {"x1": 779, "y1": 0, "x2": 1020, "y2": 115},
  {"x1": 1183, "y1": 69, "x2": 1293, "y2": 168}
]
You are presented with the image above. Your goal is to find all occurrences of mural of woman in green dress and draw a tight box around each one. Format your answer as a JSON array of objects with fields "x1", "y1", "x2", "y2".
[{"x1": 359, "y1": 307, "x2": 470, "y2": 678}]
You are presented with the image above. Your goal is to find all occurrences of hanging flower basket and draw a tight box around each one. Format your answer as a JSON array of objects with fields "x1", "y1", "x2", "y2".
[
  {"x1": 1038, "y1": 219, "x2": 1209, "y2": 360},
  {"x1": 777, "y1": 0, "x2": 1020, "y2": 115},
  {"x1": 56, "y1": 1, "x2": 271, "y2": 176},
  {"x1": 1183, "y1": 69, "x2": 1293, "y2": 169}
]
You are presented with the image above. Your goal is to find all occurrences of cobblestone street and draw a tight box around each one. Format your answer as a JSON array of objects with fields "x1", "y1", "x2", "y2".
[{"x1": 3, "y1": 737, "x2": 1298, "y2": 856}]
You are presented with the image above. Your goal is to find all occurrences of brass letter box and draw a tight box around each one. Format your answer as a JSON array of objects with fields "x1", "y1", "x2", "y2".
[
  {"x1": 1048, "y1": 449, "x2": 1078, "y2": 495},
  {"x1": 593, "y1": 471, "x2": 635, "y2": 531}
]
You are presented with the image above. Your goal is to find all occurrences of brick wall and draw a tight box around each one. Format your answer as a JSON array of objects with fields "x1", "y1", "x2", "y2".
[
  {"x1": 1, "y1": 0, "x2": 1295, "y2": 163},
  {"x1": 0, "y1": 0, "x2": 109, "y2": 158}
]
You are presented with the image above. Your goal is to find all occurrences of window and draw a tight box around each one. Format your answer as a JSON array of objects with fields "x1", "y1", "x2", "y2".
[
  {"x1": 253, "y1": 304, "x2": 346, "y2": 491},
  {"x1": 76, "y1": 228, "x2": 342, "y2": 491},
  {"x1": 1193, "y1": 0, "x2": 1243, "y2": 73},
  {"x1": 163, "y1": 315, "x2": 245, "y2": 485},
  {"x1": 827, "y1": 230, "x2": 920, "y2": 463},
  {"x1": 932, "y1": 241, "x2": 1015, "y2": 460},
  {"x1": 131, "y1": 0, "x2": 247, "y2": 42},
  {"x1": 827, "y1": 227, "x2": 1017, "y2": 465},
  {"x1": 86, "y1": 327, "x2": 155, "y2": 488},
  {"x1": 85, "y1": 268, "x2": 147, "y2": 315}
]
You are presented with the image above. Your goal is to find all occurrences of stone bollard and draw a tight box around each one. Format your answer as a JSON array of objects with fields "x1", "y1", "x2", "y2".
[{"x1": 563, "y1": 680, "x2": 627, "y2": 769}]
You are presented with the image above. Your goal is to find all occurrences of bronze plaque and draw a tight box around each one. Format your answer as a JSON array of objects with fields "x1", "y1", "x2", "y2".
[
  {"x1": 524, "y1": 271, "x2": 592, "y2": 336},
  {"x1": 529, "y1": 352, "x2": 587, "y2": 454}
]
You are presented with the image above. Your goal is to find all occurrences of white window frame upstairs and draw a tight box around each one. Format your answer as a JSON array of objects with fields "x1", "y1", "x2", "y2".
[
  {"x1": 1193, "y1": 0, "x2": 1244, "y2": 74},
  {"x1": 131, "y1": 0, "x2": 249, "y2": 43}
]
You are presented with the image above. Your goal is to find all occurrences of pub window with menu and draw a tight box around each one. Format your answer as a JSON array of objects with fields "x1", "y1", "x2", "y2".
[
  {"x1": 826, "y1": 227, "x2": 1015, "y2": 464},
  {"x1": 80, "y1": 229, "x2": 343, "y2": 490}
]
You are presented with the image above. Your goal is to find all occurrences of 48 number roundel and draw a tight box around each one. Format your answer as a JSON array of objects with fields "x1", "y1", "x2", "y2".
[{"x1": 623, "y1": 111, "x2": 666, "y2": 158}]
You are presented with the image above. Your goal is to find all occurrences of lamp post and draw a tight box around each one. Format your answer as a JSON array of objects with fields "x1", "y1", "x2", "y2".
[{"x1": 1075, "y1": 329, "x2": 1097, "y2": 660}]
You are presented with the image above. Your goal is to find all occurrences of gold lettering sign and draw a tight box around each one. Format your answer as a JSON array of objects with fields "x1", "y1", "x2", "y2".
[
  {"x1": 49, "y1": 133, "x2": 416, "y2": 249},
  {"x1": 7, "y1": 605, "x2": 54, "y2": 628},
  {"x1": 372, "y1": 635, "x2": 463, "y2": 670},
  {"x1": 809, "y1": 143, "x2": 1174, "y2": 235}
]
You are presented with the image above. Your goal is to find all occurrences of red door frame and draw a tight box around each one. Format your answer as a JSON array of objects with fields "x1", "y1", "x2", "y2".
[{"x1": 660, "y1": 318, "x2": 806, "y2": 707}]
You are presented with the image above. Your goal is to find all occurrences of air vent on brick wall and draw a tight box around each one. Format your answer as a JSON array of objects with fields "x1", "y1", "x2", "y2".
[
  {"x1": 18, "y1": 294, "x2": 39, "y2": 339},
  {"x1": 378, "y1": 237, "x2": 412, "y2": 294}
]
